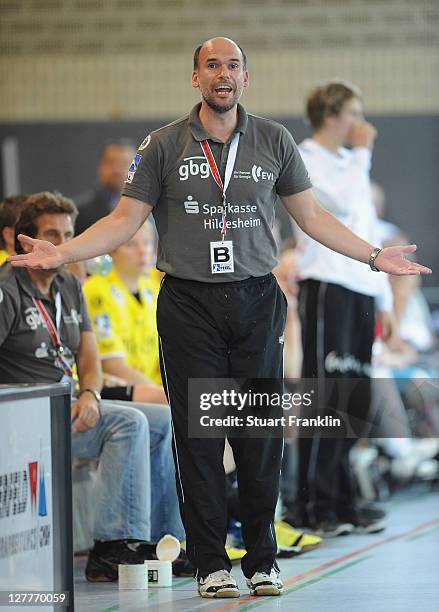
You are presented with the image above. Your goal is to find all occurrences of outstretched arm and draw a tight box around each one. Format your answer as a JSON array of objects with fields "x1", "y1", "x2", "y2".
[
  {"x1": 8, "y1": 196, "x2": 153, "y2": 270},
  {"x1": 281, "y1": 189, "x2": 431, "y2": 276}
]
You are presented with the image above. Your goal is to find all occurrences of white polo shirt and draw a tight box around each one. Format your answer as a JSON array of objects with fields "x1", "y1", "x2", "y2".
[{"x1": 294, "y1": 138, "x2": 393, "y2": 311}]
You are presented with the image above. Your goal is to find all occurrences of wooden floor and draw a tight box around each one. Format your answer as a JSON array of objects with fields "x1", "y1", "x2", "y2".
[{"x1": 74, "y1": 485, "x2": 439, "y2": 612}]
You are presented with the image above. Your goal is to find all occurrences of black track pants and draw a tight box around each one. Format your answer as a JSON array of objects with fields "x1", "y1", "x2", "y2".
[
  {"x1": 297, "y1": 279, "x2": 374, "y2": 523},
  {"x1": 157, "y1": 273, "x2": 286, "y2": 578}
]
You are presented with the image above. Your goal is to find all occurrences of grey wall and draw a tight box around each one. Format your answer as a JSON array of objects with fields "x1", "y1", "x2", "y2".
[{"x1": 1, "y1": 115, "x2": 438, "y2": 285}]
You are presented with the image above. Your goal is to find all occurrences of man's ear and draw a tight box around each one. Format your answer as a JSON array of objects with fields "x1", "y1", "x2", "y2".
[
  {"x1": 192, "y1": 70, "x2": 200, "y2": 89},
  {"x1": 323, "y1": 111, "x2": 337, "y2": 127}
]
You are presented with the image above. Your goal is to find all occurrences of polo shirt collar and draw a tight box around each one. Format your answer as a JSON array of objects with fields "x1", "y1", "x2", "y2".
[
  {"x1": 15, "y1": 266, "x2": 66, "y2": 300},
  {"x1": 189, "y1": 102, "x2": 248, "y2": 143}
]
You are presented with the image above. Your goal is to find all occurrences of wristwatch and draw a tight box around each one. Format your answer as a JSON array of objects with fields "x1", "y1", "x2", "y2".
[
  {"x1": 79, "y1": 388, "x2": 102, "y2": 404},
  {"x1": 369, "y1": 247, "x2": 382, "y2": 272}
]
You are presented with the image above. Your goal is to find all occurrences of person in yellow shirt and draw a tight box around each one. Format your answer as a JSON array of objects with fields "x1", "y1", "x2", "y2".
[
  {"x1": 83, "y1": 222, "x2": 165, "y2": 403},
  {"x1": 0, "y1": 195, "x2": 27, "y2": 264}
]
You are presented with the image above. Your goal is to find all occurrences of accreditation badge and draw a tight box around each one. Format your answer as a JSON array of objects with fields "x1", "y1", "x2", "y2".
[{"x1": 210, "y1": 240, "x2": 234, "y2": 274}]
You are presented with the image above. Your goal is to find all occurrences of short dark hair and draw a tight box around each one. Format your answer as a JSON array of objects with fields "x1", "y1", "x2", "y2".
[
  {"x1": 15, "y1": 191, "x2": 78, "y2": 254},
  {"x1": 98, "y1": 139, "x2": 135, "y2": 162},
  {"x1": 193, "y1": 40, "x2": 247, "y2": 70},
  {"x1": 306, "y1": 81, "x2": 361, "y2": 131},
  {"x1": 0, "y1": 195, "x2": 27, "y2": 249}
]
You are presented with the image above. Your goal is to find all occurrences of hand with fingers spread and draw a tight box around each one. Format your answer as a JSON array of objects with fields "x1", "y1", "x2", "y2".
[
  {"x1": 374, "y1": 244, "x2": 432, "y2": 276},
  {"x1": 8, "y1": 234, "x2": 66, "y2": 269}
]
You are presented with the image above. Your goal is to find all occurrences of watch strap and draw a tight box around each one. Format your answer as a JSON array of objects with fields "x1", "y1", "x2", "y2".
[
  {"x1": 79, "y1": 388, "x2": 101, "y2": 403},
  {"x1": 369, "y1": 247, "x2": 382, "y2": 272}
]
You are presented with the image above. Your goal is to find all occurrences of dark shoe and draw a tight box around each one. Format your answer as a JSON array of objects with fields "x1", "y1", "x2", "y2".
[
  {"x1": 171, "y1": 549, "x2": 195, "y2": 577},
  {"x1": 311, "y1": 520, "x2": 354, "y2": 538},
  {"x1": 339, "y1": 512, "x2": 386, "y2": 534},
  {"x1": 282, "y1": 509, "x2": 309, "y2": 529},
  {"x1": 85, "y1": 540, "x2": 145, "y2": 582},
  {"x1": 134, "y1": 542, "x2": 194, "y2": 577},
  {"x1": 358, "y1": 503, "x2": 387, "y2": 521},
  {"x1": 131, "y1": 541, "x2": 157, "y2": 560}
]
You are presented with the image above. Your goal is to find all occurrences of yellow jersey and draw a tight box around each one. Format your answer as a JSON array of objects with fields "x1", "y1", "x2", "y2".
[
  {"x1": 0, "y1": 249, "x2": 9, "y2": 265},
  {"x1": 83, "y1": 268, "x2": 161, "y2": 384}
]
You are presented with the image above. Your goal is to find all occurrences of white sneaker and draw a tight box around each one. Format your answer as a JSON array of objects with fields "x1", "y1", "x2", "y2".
[
  {"x1": 198, "y1": 569, "x2": 240, "y2": 598},
  {"x1": 247, "y1": 568, "x2": 284, "y2": 596}
]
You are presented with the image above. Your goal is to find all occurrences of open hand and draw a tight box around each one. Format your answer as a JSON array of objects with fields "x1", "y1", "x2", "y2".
[
  {"x1": 8, "y1": 234, "x2": 66, "y2": 269},
  {"x1": 375, "y1": 245, "x2": 432, "y2": 276}
]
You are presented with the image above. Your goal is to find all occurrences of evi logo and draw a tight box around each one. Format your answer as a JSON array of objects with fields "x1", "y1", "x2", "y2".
[{"x1": 251, "y1": 165, "x2": 274, "y2": 183}]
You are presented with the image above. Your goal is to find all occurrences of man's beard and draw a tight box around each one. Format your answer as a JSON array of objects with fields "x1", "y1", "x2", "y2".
[{"x1": 201, "y1": 86, "x2": 242, "y2": 114}]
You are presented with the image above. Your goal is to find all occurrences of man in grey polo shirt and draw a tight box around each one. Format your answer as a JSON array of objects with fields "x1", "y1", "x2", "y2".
[
  {"x1": 0, "y1": 192, "x2": 186, "y2": 582},
  {"x1": 9, "y1": 38, "x2": 431, "y2": 599}
]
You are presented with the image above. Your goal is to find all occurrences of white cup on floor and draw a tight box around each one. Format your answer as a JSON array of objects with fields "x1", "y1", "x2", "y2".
[
  {"x1": 146, "y1": 534, "x2": 181, "y2": 587},
  {"x1": 118, "y1": 563, "x2": 148, "y2": 590}
]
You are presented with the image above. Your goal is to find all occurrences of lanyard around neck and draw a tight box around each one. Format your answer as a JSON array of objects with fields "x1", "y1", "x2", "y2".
[
  {"x1": 200, "y1": 132, "x2": 240, "y2": 241},
  {"x1": 33, "y1": 292, "x2": 73, "y2": 377}
]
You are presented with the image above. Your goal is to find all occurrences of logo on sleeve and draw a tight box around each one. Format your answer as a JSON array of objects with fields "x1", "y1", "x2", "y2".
[
  {"x1": 126, "y1": 153, "x2": 142, "y2": 184},
  {"x1": 138, "y1": 135, "x2": 151, "y2": 151},
  {"x1": 63, "y1": 309, "x2": 83, "y2": 325},
  {"x1": 94, "y1": 313, "x2": 112, "y2": 338}
]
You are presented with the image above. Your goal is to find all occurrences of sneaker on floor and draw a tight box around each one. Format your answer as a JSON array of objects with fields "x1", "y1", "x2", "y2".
[
  {"x1": 312, "y1": 520, "x2": 354, "y2": 538},
  {"x1": 340, "y1": 513, "x2": 386, "y2": 534},
  {"x1": 275, "y1": 520, "x2": 322, "y2": 556},
  {"x1": 358, "y1": 503, "x2": 387, "y2": 521},
  {"x1": 198, "y1": 569, "x2": 240, "y2": 598},
  {"x1": 85, "y1": 540, "x2": 145, "y2": 582},
  {"x1": 247, "y1": 568, "x2": 284, "y2": 596}
]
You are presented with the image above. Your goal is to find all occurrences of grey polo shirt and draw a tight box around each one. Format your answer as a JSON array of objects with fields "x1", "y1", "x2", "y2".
[
  {"x1": 0, "y1": 264, "x2": 92, "y2": 383},
  {"x1": 123, "y1": 103, "x2": 312, "y2": 282}
]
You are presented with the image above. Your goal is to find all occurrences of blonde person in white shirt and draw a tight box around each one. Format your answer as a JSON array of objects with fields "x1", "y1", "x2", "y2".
[{"x1": 293, "y1": 81, "x2": 395, "y2": 537}]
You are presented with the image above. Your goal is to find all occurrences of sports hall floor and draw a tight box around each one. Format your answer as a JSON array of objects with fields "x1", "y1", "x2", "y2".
[{"x1": 74, "y1": 484, "x2": 439, "y2": 612}]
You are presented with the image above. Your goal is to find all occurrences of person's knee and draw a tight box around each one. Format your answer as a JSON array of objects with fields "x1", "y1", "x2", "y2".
[
  {"x1": 101, "y1": 402, "x2": 150, "y2": 438},
  {"x1": 124, "y1": 406, "x2": 150, "y2": 437},
  {"x1": 132, "y1": 402, "x2": 172, "y2": 441}
]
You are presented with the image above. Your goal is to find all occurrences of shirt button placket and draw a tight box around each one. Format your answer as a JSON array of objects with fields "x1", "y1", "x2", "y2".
[{"x1": 220, "y1": 143, "x2": 229, "y2": 177}]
